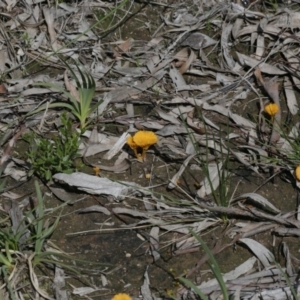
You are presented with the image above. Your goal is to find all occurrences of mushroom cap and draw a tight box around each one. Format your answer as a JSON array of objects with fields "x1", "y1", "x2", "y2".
[
  {"x1": 133, "y1": 131, "x2": 158, "y2": 149},
  {"x1": 127, "y1": 135, "x2": 137, "y2": 149},
  {"x1": 111, "y1": 293, "x2": 132, "y2": 300},
  {"x1": 265, "y1": 103, "x2": 279, "y2": 116},
  {"x1": 295, "y1": 165, "x2": 300, "y2": 181}
]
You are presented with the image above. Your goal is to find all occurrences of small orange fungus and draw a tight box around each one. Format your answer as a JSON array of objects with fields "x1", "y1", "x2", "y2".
[
  {"x1": 295, "y1": 165, "x2": 300, "y2": 181},
  {"x1": 126, "y1": 136, "x2": 136, "y2": 149},
  {"x1": 127, "y1": 131, "x2": 158, "y2": 160},
  {"x1": 265, "y1": 103, "x2": 279, "y2": 116},
  {"x1": 111, "y1": 293, "x2": 132, "y2": 300},
  {"x1": 93, "y1": 166, "x2": 100, "y2": 177}
]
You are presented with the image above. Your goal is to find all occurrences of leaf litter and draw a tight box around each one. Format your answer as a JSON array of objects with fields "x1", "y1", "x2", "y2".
[{"x1": 1, "y1": 0, "x2": 300, "y2": 298}]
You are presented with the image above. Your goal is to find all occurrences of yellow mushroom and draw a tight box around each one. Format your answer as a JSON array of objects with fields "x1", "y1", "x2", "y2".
[
  {"x1": 127, "y1": 131, "x2": 158, "y2": 160},
  {"x1": 265, "y1": 103, "x2": 279, "y2": 117},
  {"x1": 93, "y1": 166, "x2": 100, "y2": 177},
  {"x1": 111, "y1": 293, "x2": 132, "y2": 300},
  {"x1": 295, "y1": 165, "x2": 300, "y2": 181},
  {"x1": 127, "y1": 135, "x2": 138, "y2": 158}
]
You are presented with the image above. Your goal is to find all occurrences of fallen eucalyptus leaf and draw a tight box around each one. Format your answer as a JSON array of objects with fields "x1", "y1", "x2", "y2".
[
  {"x1": 236, "y1": 52, "x2": 287, "y2": 75},
  {"x1": 197, "y1": 162, "x2": 223, "y2": 198},
  {"x1": 233, "y1": 193, "x2": 280, "y2": 214},
  {"x1": 78, "y1": 205, "x2": 111, "y2": 216},
  {"x1": 53, "y1": 172, "x2": 148, "y2": 200},
  {"x1": 239, "y1": 238, "x2": 274, "y2": 267},
  {"x1": 181, "y1": 32, "x2": 217, "y2": 49}
]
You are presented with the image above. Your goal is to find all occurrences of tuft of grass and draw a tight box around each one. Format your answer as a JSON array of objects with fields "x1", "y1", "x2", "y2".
[
  {"x1": 24, "y1": 112, "x2": 81, "y2": 181},
  {"x1": 0, "y1": 178, "x2": 107, "y2": 298}
]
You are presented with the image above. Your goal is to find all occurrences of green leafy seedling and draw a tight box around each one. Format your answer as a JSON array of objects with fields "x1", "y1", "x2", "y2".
[
  {"x1": 24, "y1": 113, "x2": 80, "y2": 181},
  {"x1": 28, "y1": 59, "x2": 102, "y2": 132}
]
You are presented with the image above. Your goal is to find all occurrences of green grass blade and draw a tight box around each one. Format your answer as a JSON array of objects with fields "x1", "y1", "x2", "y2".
[
  {"x1": 34, "y1": 181, "x2": 44, "y2": 253},
  {"x1": 33, "y1": 82, "x2": 78, "y2": 106},
  {"x1": 190, "y1": 229, "x2": 229, "y2": 300},
  {"x1": 0, "y1": 252, "x2": 13, "y2": 268},
  {"x1": 178, "y1": 276, "x2": 209, "y2": 300},
  {"x1": 28, "y1": 102, "x2": 76, "y2": 115},
  {"x1": 0, "y1": 177, "x2": 6, "y2": 192},
  {"x1": 1, "y1": 266, "x2": 16, "y2": 300}
]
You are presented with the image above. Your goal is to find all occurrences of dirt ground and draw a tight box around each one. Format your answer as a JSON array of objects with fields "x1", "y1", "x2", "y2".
[{"x1": 2, "y1": 0, "x2": 300, "y2": 299}]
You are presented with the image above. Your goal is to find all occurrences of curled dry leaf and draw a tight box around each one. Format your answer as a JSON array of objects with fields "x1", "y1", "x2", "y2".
[
  {"x1": 140, "y1": 270, "x2": 155, "y2": 300},
  {"x1": 181, "y1": 32, "x2": 217, "y2": 49},
  {"x1": 282, "y1": 242, "x2": 294, "y2": 276},
  {"x1": 169, "y1": 65, "x2": 187, "y2": 91},
  {"x1": 155, "y1": 107, "x2": 181, "y2": 125},
  {"x1": 274, "y1": 11, "x2": 300, "y2": 28},
  {"x1": 284, "y1": 76, "x2": 298, "y2": 115},
  {"x1": 233, "y1": 192, "x2": 280, "y2": 214},
  {"x1": 64, "y1": 70, "x2": 80, "y2": 102},
  {"x1": 154, "y1": 124, "x2": 188, "y2": 136},
  {"x1": 239, "y1": 238, "x2": 274, "y2": 268},
  {"x1": 43, "y1": 8, "x2": 59, "y2": 51},
  {"x1": 72, "y1": 287, "x2": 100, "y2": 296},
  {"x1": 54, "y1": 267, "x2": 68, "y2": 300},
  {"x1": 112, "y1": 207, "x2": 149, "y2": 218},
  {"x1": 78, "y1": 205, "x2": 111, "y2": 216},
  {"x1": 197, "y1": 162, "x2": 223, "y2": 198},
  {"x1": 236, "y1": 52, "x2": 287, "y2": 75},
  {"x1": 255, "y1": 18, "x2": 268, "y2": 59},
  {"x1": 103, "y1": 132, "x2": 130, "y2": 160},
  {"x1": 4, "y1": 161, "x2": 27, "y2": 181},
  {"x1": 221, "y1": 23, "x2": 235, "y2": 68},
  {"x1": 282, "y1": 50, "x2": 300, "y2": 89},
  {"x1": 48, "y1": 185, "x2": 87, "y2": 203},
  {"x1": 202, "y1": 103, "x2": 256, "y2": 129},
  {"x1": 149, "y1": 226, "x2": 160, "y2": 262},
  {"x1": 186, "y1": 109, "x2": 205, "y2": 134},
  {"x1": 0, "y1": 84, "x2": 7, "y2": 94},
  {"x1": 113, "y1": 38, "x2": 133, "y2": 58},
  {"x1": 173, "y1": 47, "x2": 196, "y2": 74},
  {"x1": 168, "y1": 154, "x2": 195, "y2": 189}
]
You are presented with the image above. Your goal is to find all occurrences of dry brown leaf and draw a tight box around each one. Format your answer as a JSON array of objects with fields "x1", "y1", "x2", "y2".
[
  {"x1": 173, "y1": 47, "x2": 196, "y2": 74},
  {"x1": 64, "y1": 70, "x2": 80, "y2": 102},
  {"x1": 237, "y1": 52, "x2": 287, "y2": 75},
  {"x1": 113, "y1": 38, "x2": 133, "y2": 58},
  {"x1": 181, "y1": 32, "x2": 217, "y2": 49},
  {"x1": 284, "y1": 76, "x2": 298, "y2": 115},
  {"x1": 0, "y1": 84, "x2": 8, "y2": 94},
  {"x1": 186, "y1": 109, "x2": 205, "y2": 134},
  {"x1": 43, "y1": 7, "x2": 59, "y2": 51}
]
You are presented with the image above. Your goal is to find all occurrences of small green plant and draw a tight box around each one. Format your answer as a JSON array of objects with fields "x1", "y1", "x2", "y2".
[
  {"x1": 21, "y1": 31, "x2": 31, "y2": 46},
  {"x1": 29, "y1": 59, "x2": 102, "y2": 132},
  {"x1": 269, "y1": 0, "x2": 278, "y2": 12},
  {"x1": 0, "y1": 181, "x2": 103, "y2": 298},
  {"x1": 24, "y1": 113, "x2": 80, "y2": 181}
]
